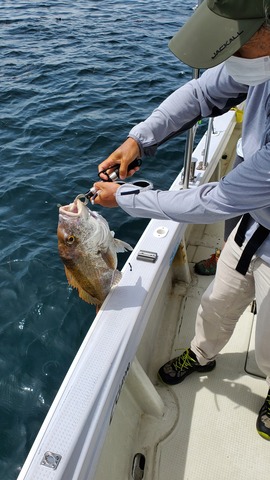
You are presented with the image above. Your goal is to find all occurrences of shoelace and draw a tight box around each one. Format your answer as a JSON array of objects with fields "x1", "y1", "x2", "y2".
[
  {"x1": 173, "y1": 349, "x2": 196, "y2": 371},
  {"x1": 266, "y1": 392, "x2": 270, "y2": 416}
]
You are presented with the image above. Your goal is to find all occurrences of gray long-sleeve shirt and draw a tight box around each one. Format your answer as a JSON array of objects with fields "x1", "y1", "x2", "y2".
[{"x1": 116, "y1": 63, "x2": 270, "y2": 264}]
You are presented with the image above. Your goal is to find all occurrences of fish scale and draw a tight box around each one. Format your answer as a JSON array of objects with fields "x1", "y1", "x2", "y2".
[{"x1": 57, "y1": 196, "x2": 133, "y2": 307}]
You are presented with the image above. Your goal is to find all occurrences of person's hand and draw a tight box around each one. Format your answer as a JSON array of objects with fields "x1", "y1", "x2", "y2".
[
  {"x1": 98, "y1": 137, "x2": 140, "y2": 180},
  {"x1": 92, "y1": 182, "x2": 120, "y2": 208}
]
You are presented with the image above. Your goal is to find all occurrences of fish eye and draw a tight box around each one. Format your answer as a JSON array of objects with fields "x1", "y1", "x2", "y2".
[{"x1": 66, "y1": 235, "x2": 75, "y2": 245}]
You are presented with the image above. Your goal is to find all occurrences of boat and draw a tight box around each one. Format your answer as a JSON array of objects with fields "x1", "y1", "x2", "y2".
[{"x1": 17, "y1": 96, "x2": 270, "y2": 480}]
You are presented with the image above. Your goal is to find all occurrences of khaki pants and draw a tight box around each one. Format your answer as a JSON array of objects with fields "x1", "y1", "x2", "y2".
[{"x1": 191, "y1": 226, "x2": 270, "y2": 387}]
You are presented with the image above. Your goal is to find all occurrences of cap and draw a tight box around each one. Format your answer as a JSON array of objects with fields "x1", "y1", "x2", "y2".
[{"x1": 169, "y1": 0, "x2": 268, "y2": 69}]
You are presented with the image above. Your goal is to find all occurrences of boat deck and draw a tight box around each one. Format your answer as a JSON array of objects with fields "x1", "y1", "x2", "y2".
[{"x1": 151, "y1": 221, "x2": 269, "y2": 480}]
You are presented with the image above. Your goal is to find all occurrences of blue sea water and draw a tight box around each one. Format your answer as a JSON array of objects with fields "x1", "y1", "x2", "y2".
[{"x1": 0, "y1": 1, "x2": 198, "y2": 477}]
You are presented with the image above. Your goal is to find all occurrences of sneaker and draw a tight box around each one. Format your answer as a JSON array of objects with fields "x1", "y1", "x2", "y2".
[
  {"x1": 194, "y1": 248, "x2": 221, "y2": 275},
  {"x1": 158, "y1": 348, "x2": 216, "y2": 385},
  {"x1": 256, "y1": 389, "x2": 270, "y2": 440}
]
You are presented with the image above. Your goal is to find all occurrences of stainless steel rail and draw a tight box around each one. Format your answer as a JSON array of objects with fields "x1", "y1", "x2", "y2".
[
  {"x1": 181, "y1": 68, "x2": 199, "y2": 189},
  {"x1": 181, "y1": 0, "x2": 214, "y2": 189}
]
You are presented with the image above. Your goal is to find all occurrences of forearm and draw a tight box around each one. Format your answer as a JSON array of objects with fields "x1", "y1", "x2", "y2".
[
  {"x1": 116, "y1": 183, "x2": 240, "y2": 224},
  {"x1": 116, "y1": 152, "x2": 270, "y2": 225},
  {"x1": 128, "y1": 65, "x2": 248, "y2": 157},
  {"x1": 128, "y1": 82, "x2": 203, "y2": 157}
]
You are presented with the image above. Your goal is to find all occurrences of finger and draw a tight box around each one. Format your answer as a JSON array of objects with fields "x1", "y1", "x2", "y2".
[
  {"x1": 90, "y1": 191, "x2": 99, "y2": 205},
  {"x1": 119, "y1": 161, "x2": 129, "y2": 180},
  {"x1": 125, "y1": 166, "x2": 140, "y2": 178},
  {"x1": 91, "y1": 190, "x2": 100, "y2": 205},
  {"x1": 93, "y1": 181, "x2": 103, "y2": 192},
  {"x1": 98, "y1": 153, "x2": 121, "y2": 179},
  {"x1": 98, "y1": 164, "x2": 119, "y2": 181},
  {"x1": 92, "y1": 182, "x2": 119, "y2": 208}
]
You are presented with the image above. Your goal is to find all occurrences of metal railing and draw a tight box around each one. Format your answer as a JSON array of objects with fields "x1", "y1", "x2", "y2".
[
  {"x1": 181, "y1": 114, "x2": 214, "y2": 189},
  {"x1": 181, "y1": 0, "x2": 214, "y2": 189}
]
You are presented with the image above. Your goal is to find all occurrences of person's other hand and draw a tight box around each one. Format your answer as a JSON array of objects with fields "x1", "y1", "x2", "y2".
[
  {"x1": 98, "y1": 138, "x2": 140, "y2": 180},
  {"x1": 92, "y1": 182, "x2": 120, "y2": 208}
]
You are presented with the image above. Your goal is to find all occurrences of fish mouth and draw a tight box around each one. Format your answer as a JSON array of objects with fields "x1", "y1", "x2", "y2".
[
  {"x1": 59, "y1": 197, "x2": 84, "y2": 217},
  {"x1": 59, "y1": 197, "x2": 98, "y2": 219}
]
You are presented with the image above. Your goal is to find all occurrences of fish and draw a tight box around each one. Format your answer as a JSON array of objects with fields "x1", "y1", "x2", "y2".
[{"x1": 57, "y1": 196, "x2": 133, "y2": 307}]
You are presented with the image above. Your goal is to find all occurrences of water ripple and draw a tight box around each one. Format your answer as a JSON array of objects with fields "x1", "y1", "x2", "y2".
[{"x1": 0, "y1": 0, "x2": 194, "y2": 477}]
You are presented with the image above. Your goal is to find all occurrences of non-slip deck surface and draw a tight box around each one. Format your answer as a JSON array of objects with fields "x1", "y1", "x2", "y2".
[{"x1": 155, "y1": 223, "x2": 269, "y2": 480}]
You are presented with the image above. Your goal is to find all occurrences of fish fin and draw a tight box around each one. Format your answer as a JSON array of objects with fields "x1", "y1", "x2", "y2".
[
  {"x1": 77, "y1": 288, "x2": 101, "y2": 306},
  {"x1": 113, "y1": 238, "x2": 133, "y2": 253},
  {"x1": 100, "y1": 250, "x2": 117, "y2": 269},
  {"x1": 110, "y1": 230, "x2": 115, "y2": 237},
  {"x1": 111, "y1": 269, "x2": 122, "y2": 287},
  {"x1": 64, "y1": 266, "x2": 80, "y2": 290},
  {"x1": 64, "y1": 267, "x2": 101, "y2": 306}
]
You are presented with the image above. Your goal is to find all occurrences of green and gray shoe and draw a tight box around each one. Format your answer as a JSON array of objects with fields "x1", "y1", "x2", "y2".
[
  {"x1": 256, "y1": 389, "x2": 270, "y2": 440},
  {"x1": 158, "y1": 348, "x2": 216, "y2": 385}
]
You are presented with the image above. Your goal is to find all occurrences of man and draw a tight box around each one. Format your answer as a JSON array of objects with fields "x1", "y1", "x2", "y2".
[{"x1": 92, "y1": 0, "x2": 270, "y2": 440}]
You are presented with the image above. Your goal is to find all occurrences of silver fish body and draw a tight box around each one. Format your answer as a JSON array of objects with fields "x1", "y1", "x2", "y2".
[{"x1": 57, "y1": 197, "x2": 132, "y2": 306}]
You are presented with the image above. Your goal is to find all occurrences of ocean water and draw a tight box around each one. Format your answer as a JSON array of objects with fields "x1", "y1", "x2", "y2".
[{"x1": 0, "y1": 1, "x2": 198, "y2": 477}]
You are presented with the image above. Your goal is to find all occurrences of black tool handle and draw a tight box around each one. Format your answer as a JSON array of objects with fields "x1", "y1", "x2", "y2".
[
  {"x1": 101, "y1": 158, "x2": 142, "y2": 182},
  {"x1": 117, "y1": 157, "x2": 142, "y2": 176},
  {"x1": 85, "y1": 158, "x2": 142, "y2": 199}
]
